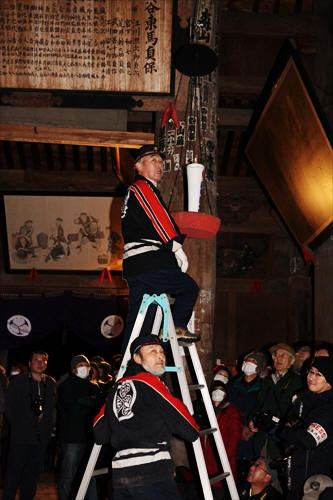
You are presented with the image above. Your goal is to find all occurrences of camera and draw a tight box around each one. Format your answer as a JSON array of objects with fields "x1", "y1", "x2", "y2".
[
  {"x1": 31, "y1": 396, "x2": 45, "y2": 417},
  {"x1": 269, "y1": 456, "x2": 291, "y2": 478},
  {"x1": 252, "y1": 410, "x2": 280, "y2": 432}
]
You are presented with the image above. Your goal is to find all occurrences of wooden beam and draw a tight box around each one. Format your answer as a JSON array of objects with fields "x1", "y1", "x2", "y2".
[
  {"x1": 0, "y1": 124, "x2": 154, "y2": 148},
  {"x1": 217, "y1": 107, "x2": 253, "y2": 127},
  {"x1": 0, "y1": 169, "x2": 123, "y2": 192}
]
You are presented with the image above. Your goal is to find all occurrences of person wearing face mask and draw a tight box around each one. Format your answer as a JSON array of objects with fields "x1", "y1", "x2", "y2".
[
  {"x1": 201, "y1": 382, "x2": 242, "y2": 498},
  {"x1": 8, "y1": 362, "x2": 27, "y2": 380},
  {"x1": 193, "y1": 364, "x2": 231, "y2": 428},
  {"x1": 213, "y1": 364, "x2": 231, "y2": 386},
  {"x1": 57, "y1": 354, "x2": 101, "y2": 500},
  {"x1": 229, "y1": 352, "x2": 264, "y2": 480}
]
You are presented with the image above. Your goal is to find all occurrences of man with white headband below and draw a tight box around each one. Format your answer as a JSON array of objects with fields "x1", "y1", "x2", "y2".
[{"x1": 120, "y1": 144, "x2": 200, "y2": 351}]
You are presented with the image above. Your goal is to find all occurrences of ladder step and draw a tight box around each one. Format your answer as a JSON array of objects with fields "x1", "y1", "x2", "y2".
[
  {"x1": 76, "y1": 293, "x2": 240, "y2": 500},
  {"x1": 199, "y1": 427, "x2": 217, "y2": 436},
  {"x1": 92, "y1": 467, "x2": 109, "y2": 477},
  {"x1": 210, "y1": 472, "x2": 230, "y2": 484},
  {"x1": 188, "y1": 383, "x2": 204, "y2": 390}
]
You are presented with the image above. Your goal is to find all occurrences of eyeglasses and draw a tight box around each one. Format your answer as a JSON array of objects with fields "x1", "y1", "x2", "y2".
[
  {"x1": 272, "y1": 352, "x2": 291, "y2": 359},
  {"x1": 251, "y1": 461, "x2": 269, "y2": 474}
]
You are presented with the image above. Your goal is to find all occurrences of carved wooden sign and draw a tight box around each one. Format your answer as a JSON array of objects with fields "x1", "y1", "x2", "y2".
[{"x1": 0, "y1": 0, "x2": 173, "y2": 95}]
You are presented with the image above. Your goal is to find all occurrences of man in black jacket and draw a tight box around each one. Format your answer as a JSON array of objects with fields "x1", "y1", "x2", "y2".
[
  {"x1": 239, "y1": 457, "x2": 282, "y2": 499},
  {"x1": 249, "y1": 343, "x2": 303, "y2": 460},
  {"x1": 3, "y1": 350, "x2": 56, "y2": 500},
  {"x1": 120, "y1": 145, "x2": 200, "y2": 351},
  {"x1": 280, "y1": 357, "x2": 333, "y2": 499},
  {"x1": 57, "y1": 354, "x2": 100, "y2": 500},
  {"x1": 93, "y1": 334, "x2": 199, "y2": 500}
]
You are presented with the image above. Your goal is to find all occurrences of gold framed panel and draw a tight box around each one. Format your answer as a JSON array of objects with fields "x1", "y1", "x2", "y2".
[{"x1": 244, "y1": 42, "x2": 333, "y2": 248}]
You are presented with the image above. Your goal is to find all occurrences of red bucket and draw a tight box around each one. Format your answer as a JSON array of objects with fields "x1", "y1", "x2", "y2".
[{"x1": 171, "y1": 211, "x2": 221, "y2": 239}]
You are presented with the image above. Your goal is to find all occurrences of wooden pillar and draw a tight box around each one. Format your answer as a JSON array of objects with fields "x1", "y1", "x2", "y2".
[
  {"x1": 312, "y1": 0, "x2": 333, "y2": 343},
  {"x1": 314, "y1": 238, "x2": 333, "y2": 342},
  {"x1": 287, "y1": 275, "x2": 313, "y2": 344},
  {"x1": 158, "y1": 0, "x2": 219, "y2": 378}
]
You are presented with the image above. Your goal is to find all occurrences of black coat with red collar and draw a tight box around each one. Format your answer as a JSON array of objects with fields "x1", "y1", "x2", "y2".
[
  {"x1": 93, "y1": 362, "x2": 199, "y2": 486},
  {"x1": 121, "y1": 175, "x2": 185, "y2": 278},
  {"x1": 94, "y1": 362, "x2": 198, "y2": 448}
]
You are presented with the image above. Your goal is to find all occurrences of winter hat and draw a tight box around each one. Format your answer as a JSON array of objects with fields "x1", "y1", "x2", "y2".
[
  {"x1": 311, "y1": 357, "x2": 333, "y2": 386},
  {"x1": 258, "y1": 457, "x2": 279, "y2": 488},
  {"x1": 130, "y1": 334, "x2": 164, "y2": 357},
  {"x1": 70, "y1": 354, "x2": 89, "y2": 371}
]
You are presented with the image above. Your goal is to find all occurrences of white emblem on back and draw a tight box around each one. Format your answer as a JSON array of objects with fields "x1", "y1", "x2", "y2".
[{"x1": 113, "y1": 380, "x2": 137, "y2": 421}]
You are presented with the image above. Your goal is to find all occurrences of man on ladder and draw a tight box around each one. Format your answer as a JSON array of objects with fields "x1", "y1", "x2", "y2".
[
  {"x1": 77, "y1": 294, "x2": 240, "y2": 500},
  {"x1": 93, "y1": 333, "x2": 200, "y2": 500},
  {"x1": 120, "y1": 144, "x2": 200, "y2": 351}
]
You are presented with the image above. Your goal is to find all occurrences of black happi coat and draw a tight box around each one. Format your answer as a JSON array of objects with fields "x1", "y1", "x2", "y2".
[
  {"x1": 121, "y1": 175, "x2": 184, "y2": 278},
  {"x1": 93, "y1": 362, "x2": 199, "y2": 487},
  {"x1": 280, "y1": 388, "x2": 333, "y2": 498}
]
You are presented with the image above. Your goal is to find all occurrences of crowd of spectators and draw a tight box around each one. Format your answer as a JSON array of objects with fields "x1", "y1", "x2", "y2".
[
  {"x1": 0, "y1": 339, "x2": 332, "y2": 499},
  {"x1": 0, "y1": 351, "x2": 120, "y2": 499},
  {"x1": 201, "y1": 339, "x2": 333, "y2": 499}
]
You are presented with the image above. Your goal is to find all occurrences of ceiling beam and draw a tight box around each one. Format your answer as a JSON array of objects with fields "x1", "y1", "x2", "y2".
[
  {"x1": 217, "y1": 108, "x2": 253, "y2": 127},
  {"x1": 0, "y1": 124, "x2": 154, "y2": 148}
]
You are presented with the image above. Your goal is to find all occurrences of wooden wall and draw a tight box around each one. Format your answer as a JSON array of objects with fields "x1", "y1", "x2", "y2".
[
  {"x1": 213, "y1": 174, "x2": 313, "y2": 366},
  {"x1": 1, "y1": 0, "x2": 332, "y2": 373}
]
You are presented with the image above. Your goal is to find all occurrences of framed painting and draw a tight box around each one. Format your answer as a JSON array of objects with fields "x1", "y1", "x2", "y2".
[
  {"x1": 0, "y1": 193, "x2": 124, "y2": 273},
  {"x1": 244, "y1": 40, "x2": 333, "y2": 248}
]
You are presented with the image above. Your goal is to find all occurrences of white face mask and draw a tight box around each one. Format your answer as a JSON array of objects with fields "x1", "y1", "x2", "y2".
[
  {"x1": 212, "y1": 389, "x2": 226, "y2": 402},
  {"x1": 214, "y1": 373, "x2": 228, "y2": 384},
  {"x1": 77, "y1": 366, "x2": 89, "y2": 379},
  {"x1": 242, "y1": 361, "x2": 257, "y2": 376},
  {"x1": 10, "y1": 370, "x2": 20, "y2": 376}
]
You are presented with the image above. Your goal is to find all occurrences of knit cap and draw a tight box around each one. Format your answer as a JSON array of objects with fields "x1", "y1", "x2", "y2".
[
  {"x1": 70, "y1": 354, "x2": 89, "y2": 371},
  {"x1": 311, "y1": 357, "x2": 333, "y2": 386},
  {"x1": 258, "y1": 457, "x2": 279, "y2": 489}
]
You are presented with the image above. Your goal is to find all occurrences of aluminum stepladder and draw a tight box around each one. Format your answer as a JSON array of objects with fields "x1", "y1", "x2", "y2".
[{"x1": 76, "y1": 293, "x2": 239, "y2": 500}]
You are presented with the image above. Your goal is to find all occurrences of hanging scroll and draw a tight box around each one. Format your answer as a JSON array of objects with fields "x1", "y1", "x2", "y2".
[{"x1": 0, "y1": 0, "x2": 173, "y2": 95}]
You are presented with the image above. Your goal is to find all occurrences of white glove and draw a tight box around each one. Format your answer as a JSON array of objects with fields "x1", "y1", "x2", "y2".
[{"x1": 175, "y1": 248, "x2": 188, "y2": 273}]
